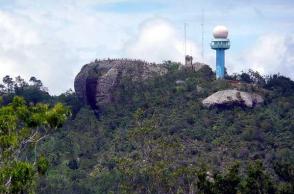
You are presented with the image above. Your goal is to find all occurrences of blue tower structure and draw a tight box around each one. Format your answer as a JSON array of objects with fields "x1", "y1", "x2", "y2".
[{"x1": 210, "y1": 26, "x2": 230, "y2": 79}]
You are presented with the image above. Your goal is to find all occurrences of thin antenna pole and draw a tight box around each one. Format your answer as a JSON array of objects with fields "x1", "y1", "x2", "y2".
[
  {"x1": 184, "y1": 23, "x2": 187, "y2": 57},
  {"x1": 201, "y1": 9, "x2": 205, "y2": 62}
]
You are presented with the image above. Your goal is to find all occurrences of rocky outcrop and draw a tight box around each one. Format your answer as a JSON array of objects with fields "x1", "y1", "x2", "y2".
[
  {"x1": 179, "y1": 62, "x2": 207, "y2": 71},
  {"x1": 74, "y1": 59, "x2": 168, "y2": 108},
  {"x1": 202, "y1": 89, "x2": 264, "y2": 108}
]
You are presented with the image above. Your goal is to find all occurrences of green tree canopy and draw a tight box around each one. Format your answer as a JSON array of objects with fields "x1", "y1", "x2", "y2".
[{"x1": 0, "y1": 96, "x2": 69, "y2": 194}]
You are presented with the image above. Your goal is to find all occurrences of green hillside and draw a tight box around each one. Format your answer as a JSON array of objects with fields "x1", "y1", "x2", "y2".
[{"x1": 1, "y1": 64, "x2": 294, "y2": 194}]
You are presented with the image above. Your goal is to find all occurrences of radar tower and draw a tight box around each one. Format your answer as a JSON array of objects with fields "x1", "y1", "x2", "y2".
[{"x1": 210, "y1": 25, "x2": 230, "y2": 79}]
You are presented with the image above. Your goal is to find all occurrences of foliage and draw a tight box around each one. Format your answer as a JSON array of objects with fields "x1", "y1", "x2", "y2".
[
  {"x1": 56, "y1": 89, "x2": 83, "y2": 118},
  {"x1": 265, "y1": 74, "x2": 294, "y2": 96},
  {"x1": 1, "y1": 75, "x2": 51, "y2": 105},
  {"x1": 241, "y1": 161, "x2": 275, "y2": 194},
  {"x1": 0, "y1": 96, "x2": 69, "y2": 193},
  {"x1": 37, "y1": 155, "x2": 50, "y2": 175},
  {"x1": 214, "y1": 163, "x2": 241, "y2": 194},
  {"x1": 2, "y1": 67, "x2": 294, "y2": 194}
]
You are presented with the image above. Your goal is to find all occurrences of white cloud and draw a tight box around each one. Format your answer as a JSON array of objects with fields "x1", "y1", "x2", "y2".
[
  {"x1": 0, "y1": 2, "x2": 144, "y2": 95},
  {"x1": 125, "y1": 18, "x2": 201, "y2": 64},
  {"x1": 0, "y1": 10, "x2": 80, "y2": 95},
  {"x1": 229, "y1": 34, "x2": 294, "y2": 79},
  {"x1": 0, "y1": 0, "x2": 293, "y2": 96}
]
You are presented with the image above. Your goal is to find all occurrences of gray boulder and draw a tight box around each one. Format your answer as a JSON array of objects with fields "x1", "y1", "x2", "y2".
[
  {"x1": 202, "y1": 89, "x2": 264, "y2": 108},
  {"x1": 74, "y1": 59, "x2": 167, "y2": 108}
]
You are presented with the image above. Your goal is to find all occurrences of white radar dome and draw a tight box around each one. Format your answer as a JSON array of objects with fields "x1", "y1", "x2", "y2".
[{"x1": 213, "y1": 25, "x2": 229, "y2": 39}]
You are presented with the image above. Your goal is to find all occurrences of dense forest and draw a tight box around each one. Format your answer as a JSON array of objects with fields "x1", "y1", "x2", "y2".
[{"x1": 0, "y1": 63, "x2": 294, "y2": 194}]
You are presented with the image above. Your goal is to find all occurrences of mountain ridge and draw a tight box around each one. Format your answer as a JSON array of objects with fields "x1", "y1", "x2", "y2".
[{"x1": 1, "y1": 60, "x2": 293, "y2": 193}]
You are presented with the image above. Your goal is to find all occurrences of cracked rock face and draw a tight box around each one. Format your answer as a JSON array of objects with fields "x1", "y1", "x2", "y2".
[
  {"x1": 74, "y1": 59, "x2": 167, "y2": 108},
  {"x1": 202, "y1": 89, "x2": 264, "y2": 108}
]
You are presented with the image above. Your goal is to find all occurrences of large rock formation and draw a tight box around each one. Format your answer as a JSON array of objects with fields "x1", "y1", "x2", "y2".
[
  {"x1": 74, "y1": 59, "x2": 167, "y2": 108},
  {"x1": 202, "y1": 89, "x2": 264, "y2": 108}
]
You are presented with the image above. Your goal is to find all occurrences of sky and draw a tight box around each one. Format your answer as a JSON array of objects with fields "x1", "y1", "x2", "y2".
[{"x1": 0, "y1": 0, "x2": 293, "y2": 94}]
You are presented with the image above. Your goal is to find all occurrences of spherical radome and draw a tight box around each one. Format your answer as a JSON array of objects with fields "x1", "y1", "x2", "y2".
[{"x1": 213, "y1": 25, "x2": 229, "y2": 39}]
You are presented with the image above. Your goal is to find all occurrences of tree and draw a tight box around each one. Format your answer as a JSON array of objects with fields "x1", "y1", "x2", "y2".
[
  {"x1": 265, "y1": 74, "x2": 294, "y2": 96},
  {"x1": 214, "y1": 163, "x2": 241, "y2": 194},
  {"x1": 240, "y1": 72, "x2": 252, "y2": 83},
  {"x1": 57, "y1": 89, "x2": 83, "y2": 117},
  {"x1": 163, "y1": 61, "x2": 181, "y2": 72},
  {"x1": 29, "y1": 76, "x2": 48, "y2": 92},
  {"x1": 14, "y1": 76, "x2": 28, "y2": 94},
  {"x1": 196, "y1": 167, "x2": 215, "y2": 194},
  {"x1": 274, "y1": 161, "x2": 294, "y2": 194},
  {"x1": 2, "y1": 75, "x2": 14, "y2": 93},
  {"x1": 248, "y1": 69, "x2": 266, "y2": 86},
  {"x1": 0, "y1": 84, "x2": 5, "y2": 95},
  {"x1": 241, "y1": 161, "x2": 275, "y2": 194},
  {"x1": 0, "y1": 96, "x2": 70, "y2": 193}
]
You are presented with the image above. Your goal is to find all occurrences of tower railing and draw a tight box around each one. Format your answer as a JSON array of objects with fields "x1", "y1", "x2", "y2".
[{"x1": 211, "y1": 39, "x2": 230, "y2": 49}]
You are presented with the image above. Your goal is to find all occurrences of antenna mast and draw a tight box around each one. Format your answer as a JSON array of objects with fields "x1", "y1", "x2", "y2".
[
  {"x1": 201, "y1": 9, "x2": 205, "y2": 62},
  {"x1": 184, "y1": 23, "x2": 187, "y2": 57}
]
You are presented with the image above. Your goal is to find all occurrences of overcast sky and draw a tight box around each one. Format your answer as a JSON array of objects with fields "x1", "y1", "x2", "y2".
[{"x1": 0, "y1": 0, "x2": 293, "y2": 94}]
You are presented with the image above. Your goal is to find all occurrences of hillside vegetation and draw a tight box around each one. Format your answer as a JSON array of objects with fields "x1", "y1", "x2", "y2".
[{"x1": 0, "y1": 63, "x2": 294, "y2": 194}]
